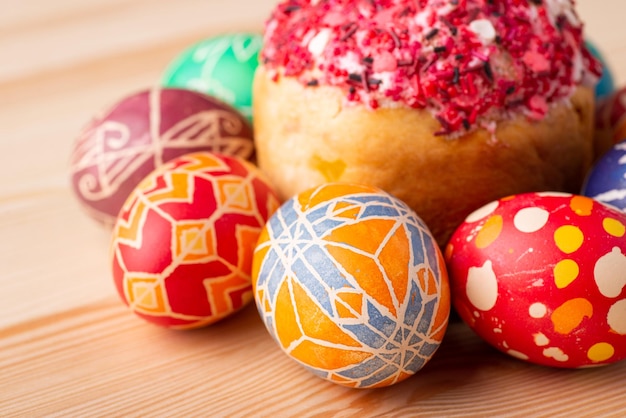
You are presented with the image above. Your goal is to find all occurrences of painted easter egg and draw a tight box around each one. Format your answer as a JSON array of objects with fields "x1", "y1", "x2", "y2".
[
  {"x1": 161, "y1": 33, "x2": 262, "y2": 121},
  {"x1": 446, "y1": 192, "x2": 626, "y2": 368},
  {"x1": 69, "y1": 87, "x2": 254, "y2": 226},
  {"x1": 252, "y1": 183, "x2": 450, "y2": 388},
  {"x1": 111, "y1": 152, "x2": 280, "y2": 329},
  {"x1": 586, "y1": 39, "x2": 615, "y2": 100},
  {"x1": 595, "y1": 86, "x2": 626, "y2": 156},
  {"x1": 582, "y1": 141, "x2": 626, "y2": 211}
]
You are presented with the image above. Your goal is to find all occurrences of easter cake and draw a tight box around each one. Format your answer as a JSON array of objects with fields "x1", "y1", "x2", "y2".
[{"x1": 252, "y1": 0, "x2": 602, "y2": 246}]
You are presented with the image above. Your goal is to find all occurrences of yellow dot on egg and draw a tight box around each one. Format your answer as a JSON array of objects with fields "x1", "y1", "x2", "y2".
[
  {"x1": 475, "y1": 215, "x2": 503, "y2": 249},
  {"x1": 554, "y1": 225, "x2": 584, "y2": 254},
  {"x1": 553, "y1": 259, "x2": 580, "y2": 289},
  {"x1": 587, "y1": 342, "x2": 615, "y2": 362},
  {"x1": 570, "y1": 195, "x2": 594, "y2": 216},
  {"x1": 603, "y1": 218, "x2": 626, "y2": 237}
]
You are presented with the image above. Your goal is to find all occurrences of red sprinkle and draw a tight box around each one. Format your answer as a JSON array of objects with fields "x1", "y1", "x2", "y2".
[{"x1": 261, "y1": 0, "x2": 600, "y2": 135}]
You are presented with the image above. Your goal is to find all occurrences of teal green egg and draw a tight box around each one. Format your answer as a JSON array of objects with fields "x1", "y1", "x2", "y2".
[
  {"x1": 162, "y1": 33, "x2": 262, "y2": 121},
  {"x1": 585, "y1": 39, "x2": 615, "y2": 100}
]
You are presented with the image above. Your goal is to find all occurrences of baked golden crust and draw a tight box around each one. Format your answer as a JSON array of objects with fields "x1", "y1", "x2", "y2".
[{"x1": 253, "y1": 67, "x2": 595, "y2": 246}]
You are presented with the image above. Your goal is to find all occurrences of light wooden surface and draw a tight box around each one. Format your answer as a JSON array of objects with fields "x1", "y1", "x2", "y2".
[{"x1": 1, "y1": 1, "x2": 626, "y2": 416}]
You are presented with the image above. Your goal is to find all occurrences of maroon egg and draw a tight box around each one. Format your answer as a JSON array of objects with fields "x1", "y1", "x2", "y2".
[
  {"x1": 595, "y1": 86, "x2": 626, "y2": 155},
  {"x1": 69, "y1": 88, "x2": 255, "y2": 226}
]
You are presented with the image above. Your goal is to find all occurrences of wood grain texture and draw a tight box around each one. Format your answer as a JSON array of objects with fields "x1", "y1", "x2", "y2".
[{"x1": 1, "y1": 1, "x2": 625, "y2": 416}]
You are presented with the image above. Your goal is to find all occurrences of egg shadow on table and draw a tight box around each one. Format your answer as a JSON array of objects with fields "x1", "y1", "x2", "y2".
[
  {"x1": 339, "y1": 322, "x2": 529, "y2": 407},
  {"x1": 355, "y1": 322, "x2": 618, "y2": 411},
  {"x1": 119, "y1": 302, "x2": 268, "y2": 366},
  {"x1": 159, "y1": 302, "x2": 264, "y2": 342}
]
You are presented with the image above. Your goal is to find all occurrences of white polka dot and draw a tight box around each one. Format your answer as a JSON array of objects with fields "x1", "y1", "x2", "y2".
[
  {"x1": 529, "y1": 303, "x2": 548, "y2": 318},
  {"x1": 493, "y1": 328, "x2": 503, "y2": 334},
  {"x1": 543, "y1": 347, "x2": 569, "y2": 362},
  {"x1": 594, "y1": 247, "x2": 626, "y2": 298},
  {"x1": 466, "y1": 201, "x2": 499, "y2": 223},
  {"x1": 466, "y1": 260, "x2": 499, "y2": 311},
  {"x1": 514, "y1": 207, "x2": 550, "y2": 233},
  {"x1": 508, "y1": 350, "x2": 529, "y2": 360},
  {"x1": 533, "y1": 333, "x2": 550, "y2": 346},
  {"x1": 607, "y1": 299, "x2": 626, "y2": 335}
]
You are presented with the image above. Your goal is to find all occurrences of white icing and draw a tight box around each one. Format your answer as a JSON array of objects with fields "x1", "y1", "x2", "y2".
[
  {"x1": 571, "y1": 47, "x2": 584, "y2": 83},
  {"x1": 414, "y1": 9, "x2": 431, "y2": 27},
  {"x1": 544, "y1": 0, "x2": 581, "y2": 27},
  {"x1": 267, "y1": 0, "x2": 594, "y2": 133},
  {"x1": 336, "y1": 52, "x2": 364, "y2": 75},
  {"x1": 308, "y1": 29, "x2": 331, "y2": 58},
  {"x1": 436, "y1": 3, "x2": 457, "y2": 17},
  {"x1": 469, "y1": 19, "x2": 497, "y2": 45},
  {"x1": 542, "y1": 0, "x2": 585, "y2": 86},
  {"x1": 377, "y1": 72, "x2": 395, "y2": 92}
]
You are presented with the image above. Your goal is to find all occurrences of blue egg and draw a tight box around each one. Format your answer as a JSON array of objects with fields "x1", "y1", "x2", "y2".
[
  {"x1": 585, "y1": 39, "x2": 615, "y2": 100},
  {"x1": 582, "y1": 142, "x2": 626, "y2": 211}
]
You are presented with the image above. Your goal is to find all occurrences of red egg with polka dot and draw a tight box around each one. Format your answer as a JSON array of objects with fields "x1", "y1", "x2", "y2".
[{"x1": 446, "y1": 192, "x2": 626, "y2": 368}]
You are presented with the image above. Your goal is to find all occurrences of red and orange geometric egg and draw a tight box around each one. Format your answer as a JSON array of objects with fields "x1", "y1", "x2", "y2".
[
  {"x1": 446, "y1": 192, "x2": 626, "y2": 368},
  {"x1": 110, "y1": 152, "x2": 279, "y2": 329},
  {"x1": 253, "y1": 183, "x2": 450, "y2": 388}
]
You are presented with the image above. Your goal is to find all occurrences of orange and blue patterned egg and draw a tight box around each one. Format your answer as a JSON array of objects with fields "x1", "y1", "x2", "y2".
[
  {"x1": 110, "y1": 152, "x2": 280, "y2": 329},
  {"x1": 446, "y1": 192, "x2": 626, "y2": 368},
  {"x1": 252, "y1": 183, "x2": 450, "y2": 388}
]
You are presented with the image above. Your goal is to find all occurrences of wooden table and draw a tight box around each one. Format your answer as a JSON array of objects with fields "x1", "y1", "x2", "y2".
[{"x1": 2, "y1": 1, "x2": 625, "y2": 416}]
